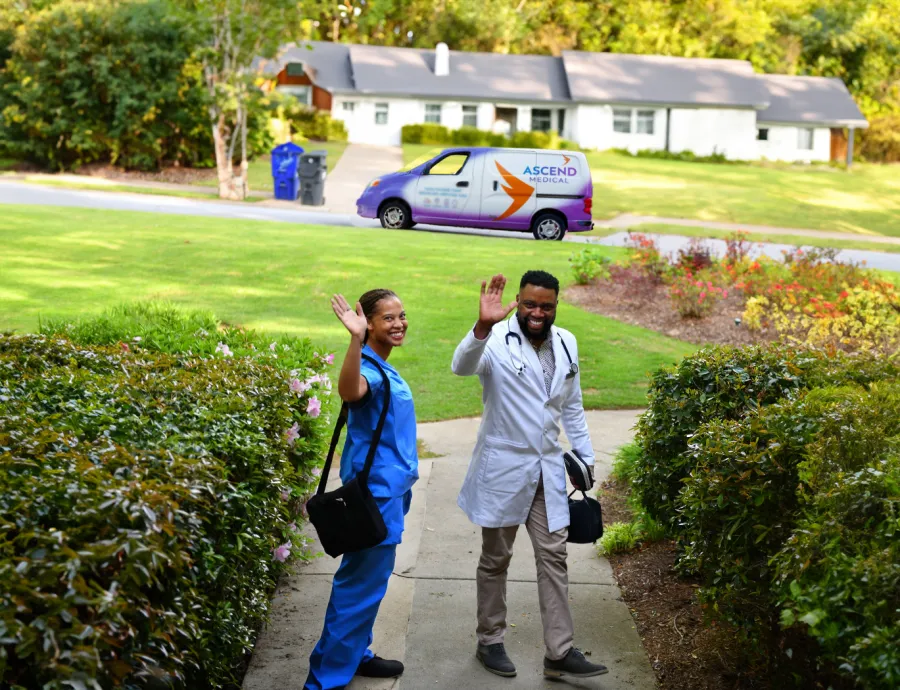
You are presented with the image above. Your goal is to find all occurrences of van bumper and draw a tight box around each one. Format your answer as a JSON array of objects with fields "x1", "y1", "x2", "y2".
[{"x1": 576, "y1": 220, "x2": 594, "y2": 230}]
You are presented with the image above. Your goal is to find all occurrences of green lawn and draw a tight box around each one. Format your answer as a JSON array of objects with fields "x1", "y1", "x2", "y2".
[
  {"x1": 587, "y1": 223, "x2": 900, "y2": 255},
  {"x1": 587, "y1": 152, "x2": 900, "y2": 237},
  {"x1": 193, "y1": 141, "x2": 348, "y2": 193},
  {"x1": 0, "y1": 205, "x2": 694, "y2": 421},
  {"x1": 401, "y1": 145, "x2": 900, "y2": 239}
]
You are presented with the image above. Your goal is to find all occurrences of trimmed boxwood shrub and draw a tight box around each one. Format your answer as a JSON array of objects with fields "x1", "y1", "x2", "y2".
[
  {"x1": 633, "y1": 344, "x2": 899, "y2": 527},
  {"x1": 0, "y1": 304, "x2": 333, "y2": 688},
  {"x1": 401, "y1": 123, "x2": 579, "y2": 151},
  {"x1": 773, "y1": 385, "x2": 900, "y2": 687}
]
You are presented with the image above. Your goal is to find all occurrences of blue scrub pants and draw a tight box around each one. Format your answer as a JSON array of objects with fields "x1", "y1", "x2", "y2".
[{"x1": 303, "y1": 492, "x2": 411, "y2": 690}]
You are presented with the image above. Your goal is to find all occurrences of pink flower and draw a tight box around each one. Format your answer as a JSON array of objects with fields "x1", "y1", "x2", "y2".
[
  {"x1": 281, "y1": 489, "x2": 290, "y2": 501},
  {"x1": 273, "y1": 542, "x2": 292, "y2": 562},
  {"x1": 325, "y1": 353, "x2": 335, "y2": 365},
  {"x1": 723, "y1": 290, "x2": 729, "y2": 299},
  {"x1": 307, "y1": 397, "x2": 322, "y2": 418},
  {"x1": 313, "y1": 467, "x2": 322, "y2": 477},
  {"x1": 215, "y1": 342, "x2": 233, "y2": 357},
  {"x1": 290, "y1": 378, "x2": 310, "y2": 394},
  {"x1": 288, "y1": 522, "x2": 299, "y2": 533},
  {"x1": 119, "y1": 342, "x2": 130, "y2": 352},
  {"x1": 285, "y1": 422, "x2": 300, "y2": 446}
]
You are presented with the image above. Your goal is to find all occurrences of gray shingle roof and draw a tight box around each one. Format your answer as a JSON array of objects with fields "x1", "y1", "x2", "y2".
[
  {"x1": 256, "y1": 42, "x2": 866, "y2": 126},
  {"x1": 757, "y1": 75, "x2": 868, "y2": 127},
  {"x1": 562, "y1": 51, "x2": 769, "y2": 108},
  {"x1": 348, "y1": 44, "x2": 570, "y2": 102}
]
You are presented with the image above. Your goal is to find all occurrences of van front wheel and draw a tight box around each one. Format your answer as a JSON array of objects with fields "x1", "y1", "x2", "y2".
[
  {"x1": 531, "y1": 212, "x2": 567, "y2": 241},
  {"x1": 380, "y1": 201, "x2": 413, "y2": 230}
]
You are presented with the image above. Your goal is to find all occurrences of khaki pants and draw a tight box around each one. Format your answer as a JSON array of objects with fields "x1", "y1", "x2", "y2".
[{"x1": 476, "y1": 479, "x2": 574, "y2": 660}]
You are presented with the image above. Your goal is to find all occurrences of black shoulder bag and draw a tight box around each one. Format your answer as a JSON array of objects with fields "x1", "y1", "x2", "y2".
[{"x1": 306, "y1": 353, "x2": 390, "y2": 558}]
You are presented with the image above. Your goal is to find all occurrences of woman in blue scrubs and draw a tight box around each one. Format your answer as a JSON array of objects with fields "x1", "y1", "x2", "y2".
[{"x1": 303, "y1": 288, "x2": 419, "y2": 690}]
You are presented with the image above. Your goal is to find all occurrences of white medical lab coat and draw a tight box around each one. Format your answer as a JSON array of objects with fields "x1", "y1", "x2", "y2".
[{"x1": 451, "y1": 317, "x2": 595, "y2": 533}]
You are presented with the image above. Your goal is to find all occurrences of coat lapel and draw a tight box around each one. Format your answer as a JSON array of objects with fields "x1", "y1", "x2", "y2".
[{"x1": 548, "y1": 327, "x2": 568, "y2": 397}]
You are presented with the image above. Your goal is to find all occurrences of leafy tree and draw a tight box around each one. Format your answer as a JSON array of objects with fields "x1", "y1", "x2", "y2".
[
  {"x1": 187, "y1": 0, "x2": 303, "y2": 199},
  {"x1": 0, "y1": 0, "x2": 211, "y2": 171}
]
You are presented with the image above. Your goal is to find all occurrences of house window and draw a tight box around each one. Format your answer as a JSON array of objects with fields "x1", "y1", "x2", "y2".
[
  {"x1": 278, "y1": 85, "x2": 311, "y2": 106},
  {"x1": 757, "y1": 128, "x2": 769, "y2": 141},
  {"x1": 531, "y1": 108, "x2": 552, "y2": 132},
  {"x1": 428, "y1": 153, "x2": 469, "y2": 175},
  {"x1": 613, "y1": 108, "x2": 632, "y2": 133},
  {"x1": 462, "y1": 105, "x2": 478, "y2": 128},
  {"x1": 425, "y1": 104, "x2": 442, "y2": 124},
  {"x1": 375, "y1": 103, "x2": 389, "y2": 125},
  {"x1": 798, "y1": 128, "x2": 814, "y2": 150},
  {"x1": 286, "y1": 64, "x2": 307, "y2": 78},
  {"x1": 636, "y1": 110, "x2": 655, "y2": 135},
  {"x1": 342, "y1": 102, "x2": 356, "y2": 113}
]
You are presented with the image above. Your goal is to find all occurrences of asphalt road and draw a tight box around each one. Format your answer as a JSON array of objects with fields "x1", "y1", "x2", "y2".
[{"x1": 3, "y1": 181, "x2": 899, "y2": 272}]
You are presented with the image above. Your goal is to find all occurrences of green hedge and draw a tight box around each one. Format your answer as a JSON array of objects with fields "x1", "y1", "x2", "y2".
[
  {"x1": 401, "y1": 123, "x2": 578, "y2": 150},
  {"x1": 633, "y1": 345, "x2": 898, "y2": 527},
  {"x1": 632, "y1": 344, "x2": 900, "y2": 686},
  {"x1": 285, "y1": 104, "x2": 348, "y2": 143},
  {"x1": 0, "y1": 303, "x2": 332, "y2": 688}
]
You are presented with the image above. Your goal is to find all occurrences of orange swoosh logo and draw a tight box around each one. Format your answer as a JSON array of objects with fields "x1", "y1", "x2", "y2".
[
  {"x1": 494, "y1": 162, "x2": 535, "y2": 221},
  {"x1": 563, "y1": 155, "x2": 571, "y2": 165}
]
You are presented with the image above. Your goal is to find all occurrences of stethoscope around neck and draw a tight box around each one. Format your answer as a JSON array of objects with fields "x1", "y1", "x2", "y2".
[{"x1": 505, "y1": 318, "x2": 578, "y2": 380}]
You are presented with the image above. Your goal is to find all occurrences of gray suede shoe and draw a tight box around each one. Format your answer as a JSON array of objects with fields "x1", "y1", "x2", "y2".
[
  {"x1": 544, "y1": 647, "x2": 609, "y2": 678},
  {"x1": 476, "y1": 643, "x2": 517, "y2": 677}
]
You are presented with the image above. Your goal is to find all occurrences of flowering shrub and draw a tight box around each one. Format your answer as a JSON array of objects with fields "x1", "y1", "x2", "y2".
[
  {"x1": 624, "y1": 232, "x2": 668, "y2": 282},
  {"x1": 1, "y1": 304, "x2": 333, "y2": 688},
  {"x1": 569, "y1": 247, "x2": 611, "y2": 284},
  {"x1": 675, "y1": 237, "x2": 713, "y2": 272},
  {"x1": 725, "y1": 230, "x2": 754, "y2": 263},
  {"x1": 668, "y1": 272, "x2": 728, "y2": 317}
]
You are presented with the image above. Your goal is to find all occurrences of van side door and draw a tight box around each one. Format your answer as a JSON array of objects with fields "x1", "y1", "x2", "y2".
[
  {"x1": 413, "y1": 151, "x2": 477, "y2": 223},
  {"x1": 479, "y1": 151, "x2": 538, "y2": 228}
]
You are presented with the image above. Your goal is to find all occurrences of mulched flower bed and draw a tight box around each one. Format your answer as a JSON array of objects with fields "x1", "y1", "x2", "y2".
[
  {"x1": 565, "y1": 280, "x2": 778, "y2": 347},
  {"x1": 599, "y1": 479, "x2": 850, "y2": 690}
]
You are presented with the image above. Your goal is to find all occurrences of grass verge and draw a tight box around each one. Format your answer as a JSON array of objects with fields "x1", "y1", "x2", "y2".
[{"x1": 0, "y1": 204, "x2": 694, "y2": 421}]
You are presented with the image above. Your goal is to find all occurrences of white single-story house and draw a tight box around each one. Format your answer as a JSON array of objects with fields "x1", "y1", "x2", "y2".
[{"x1": 257, "y1": 41, "x2": 868, "y2": 164}]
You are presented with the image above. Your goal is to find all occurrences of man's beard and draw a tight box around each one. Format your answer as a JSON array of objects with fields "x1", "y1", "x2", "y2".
[{"x1": 518, "y1": 312, "x2": 554, "y2": 342}]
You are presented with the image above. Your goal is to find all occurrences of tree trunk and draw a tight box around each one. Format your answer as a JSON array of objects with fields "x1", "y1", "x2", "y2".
[{"x1": 213, "y1": 112, "x2": 245, "y2": 201}]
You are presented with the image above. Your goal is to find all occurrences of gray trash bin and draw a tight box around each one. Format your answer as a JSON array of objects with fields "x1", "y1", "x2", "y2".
[{"x1": 298, "y1": 150, "x2": 327, "y2": 206}]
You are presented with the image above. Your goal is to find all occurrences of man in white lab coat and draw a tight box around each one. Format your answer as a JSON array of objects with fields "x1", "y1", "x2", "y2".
[{"x1": 451, "y1": 270, "x2": 609, "y2": 680}]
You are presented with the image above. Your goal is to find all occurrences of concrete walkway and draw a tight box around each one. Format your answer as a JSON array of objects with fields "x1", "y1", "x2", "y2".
[{"x1": 242, "y1": 410, "x2": 656, "y2": 690}]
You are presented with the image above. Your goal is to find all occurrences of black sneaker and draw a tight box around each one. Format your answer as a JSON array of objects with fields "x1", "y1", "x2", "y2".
[
  {"x1": 544, "y1": 647, "x2": 609, "y2": 679},
  {"x1": 476, "y1": 643, "x2": 517, "y2": 677},
  {"x1": 356, "y1": 655, "x2": 404, "y2": 678}
]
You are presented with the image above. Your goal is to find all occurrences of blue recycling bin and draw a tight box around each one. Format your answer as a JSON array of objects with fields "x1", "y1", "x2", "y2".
[{"x1": 271, "y1": 142, "x2": 304, "y2": 201}]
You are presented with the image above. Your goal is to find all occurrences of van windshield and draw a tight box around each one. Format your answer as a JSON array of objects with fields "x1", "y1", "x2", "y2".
[{"x1": 399, "y1": 147, "x2": 444, "y2": 172}]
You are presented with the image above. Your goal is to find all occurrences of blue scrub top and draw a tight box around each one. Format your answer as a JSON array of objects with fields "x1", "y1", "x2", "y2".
[{"x1": 341, "y1": 345, "x2": 419, "y2": 499}]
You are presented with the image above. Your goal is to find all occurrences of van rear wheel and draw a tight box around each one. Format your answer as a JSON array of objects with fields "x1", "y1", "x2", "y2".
[
  {"x1": 531, "y1": 212, "x2": 567, "y2": 241},
  {"x1": 380, "y1": 201, "x2": 413, "y2": 230}
]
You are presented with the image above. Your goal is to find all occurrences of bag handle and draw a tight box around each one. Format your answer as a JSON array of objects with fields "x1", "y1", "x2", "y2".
[{"x1": 314, "y1": 352, "x2": 391, "y2": 496}]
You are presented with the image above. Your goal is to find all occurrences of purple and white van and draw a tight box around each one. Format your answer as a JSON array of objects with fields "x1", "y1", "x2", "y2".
[{"x1": 356, "y1": 147, "x2": 594, "y2": 240}]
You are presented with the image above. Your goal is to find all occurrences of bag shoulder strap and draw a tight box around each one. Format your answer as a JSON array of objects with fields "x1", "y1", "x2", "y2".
[{"x1": 314, "y1": 352, "x2": 391, "y2": 496}]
